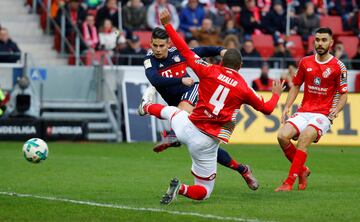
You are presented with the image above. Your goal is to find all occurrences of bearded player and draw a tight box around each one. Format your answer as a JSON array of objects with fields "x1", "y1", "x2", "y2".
[{"x1": 275, "y1": 27, "x2": 348, "y2": 192}]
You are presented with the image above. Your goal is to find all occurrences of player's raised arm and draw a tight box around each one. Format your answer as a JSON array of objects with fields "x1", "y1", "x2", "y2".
[
  {"x1": 160, "y1": 9, "x2": 210, "y2": 78},
  {"x1": 246, "y1": 80, "x2": 284, "y2": 115}
]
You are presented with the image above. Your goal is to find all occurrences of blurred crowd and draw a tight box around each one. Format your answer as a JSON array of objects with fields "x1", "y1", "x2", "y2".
[
  {"x1": 34, "y1": 0, "x2": 359, "y2": 67},
  {"x1": 1, "y1": 0, "x2": 359, "y2": 69}
]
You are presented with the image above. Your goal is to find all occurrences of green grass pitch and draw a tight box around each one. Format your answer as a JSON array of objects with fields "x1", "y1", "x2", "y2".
[{"x1": 0, "y1": 142, "x2": 359, "y2": 222}]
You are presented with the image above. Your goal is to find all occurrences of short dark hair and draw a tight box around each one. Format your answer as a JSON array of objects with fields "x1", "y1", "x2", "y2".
[
  {"x1": 152, "y1": 27, "x2": 169, "y2": 40},
  {"x1": 222, "y1": 49, "x2": 243, "y2": 70},
  {"x1": 315, "y1": 27, "x2": 333, "y2": 37}
]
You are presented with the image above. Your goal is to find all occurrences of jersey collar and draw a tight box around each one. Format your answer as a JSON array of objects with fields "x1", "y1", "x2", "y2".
[{"x1": 315, "y1": 54, "x2": 333, "y2": 64}]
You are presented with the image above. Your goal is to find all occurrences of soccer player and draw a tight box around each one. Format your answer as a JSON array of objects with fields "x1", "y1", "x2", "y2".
[
  {"x1": 142, "y1": 26, "x2": 259, "y2": 190},
  {"x1": 275, "y1": 27, "x2": 348, "y2": 192},
  {"x1": 138, "y1": 9, "x2": 284, "y2": 204}
]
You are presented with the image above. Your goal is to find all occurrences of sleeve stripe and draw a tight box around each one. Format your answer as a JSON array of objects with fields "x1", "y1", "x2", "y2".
[{"x1": 337, "y1": 60, "x2": 347, "y2": 86}]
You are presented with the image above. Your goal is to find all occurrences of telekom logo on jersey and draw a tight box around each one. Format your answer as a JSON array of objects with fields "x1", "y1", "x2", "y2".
[{"x1": 160, "y1": 63, "x2": 187, "y2": 78}]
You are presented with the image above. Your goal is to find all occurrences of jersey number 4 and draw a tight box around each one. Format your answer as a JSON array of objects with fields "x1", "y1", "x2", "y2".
[{"x1": 209, "y1": 85, "x2": 230, "y2": 115}]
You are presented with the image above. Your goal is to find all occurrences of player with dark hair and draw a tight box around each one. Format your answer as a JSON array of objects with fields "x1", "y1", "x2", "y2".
[
  {"x1": 275, "y1": 27, "x2": 348, "y2": 192},
  {"x1": 138, "y1": 9, "x2": 284, "y2": 204},
  {"x1": 142, "y1": 25, "x2": 260, "y2": 190}
]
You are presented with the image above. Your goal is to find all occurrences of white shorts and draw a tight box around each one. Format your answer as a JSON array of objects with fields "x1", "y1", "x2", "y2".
[
  {"x1": 160, "y1": 106, "x2": 219, "y2": 180},
  {"x1": 286, "y1": 112, "x2": 331, "y2": 142}
]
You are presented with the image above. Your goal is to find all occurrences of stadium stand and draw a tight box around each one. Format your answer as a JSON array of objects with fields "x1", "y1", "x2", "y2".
[
  {"x1": 355, "y1": 74, "x2": 360, "y2": 92},
  {"x1": 337, "y1": 36, "x2": 359, "y2": 59},
  {"x1": 0, "y1": 0, "x2": 66, "y2": 65},
  {"x1": 251, "y1": 34, "x2": 275, "y2": 60},
  {"x1": 4, "y1": 0, "x2": 360, "y2": 67},
  {"x1": 319, "y1": 16, "x2": 353, "y2": 36},
  {"x1": 286, "y1": 35, "x2": 305, "y2": 59}
]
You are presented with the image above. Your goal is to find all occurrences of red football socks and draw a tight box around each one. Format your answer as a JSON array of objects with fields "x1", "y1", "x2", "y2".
[
  {"x1": 179, "y1": 184, "x2": 207, "y2": 200},
  {"x1": 285, "y1": 149, "x2": 307, "y2": 185},
  {"x1": 283, "y1": 142, "x2": 308, "y2": 173},
  {"x1": 283, "y1": 142, "x2": 297, "y2": 162},
  {"x1": 144, "y1": 103, "x2": 165, "y2": 119}
]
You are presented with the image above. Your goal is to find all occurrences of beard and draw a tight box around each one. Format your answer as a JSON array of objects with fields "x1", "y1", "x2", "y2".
[{"x1": 315, "y1": 46, "x2": 329, "y2": 56}]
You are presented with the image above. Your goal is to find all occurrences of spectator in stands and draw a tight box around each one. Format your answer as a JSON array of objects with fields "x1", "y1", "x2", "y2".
[
  {"x1": 328, "y1": 0, "x2": 355, "y2": 30},
  {"x1": 221, "y1": 19, "x2": 242, "y2": 40},
  {"x1": 122, "y1": 0, "x2": 147, "y2": 31},
  {"x1": 333, "y1": 42, "x2": 352, "y2": 69},
  {"x1": 351, "y1": 9, "x2": 360, "y2": 38},
  {"x1": 186, "y1": 37, "x2": 200, "y2": 48},
  {"x1": 191, "y1": 18, "x2": 222, "y2": 46},
  {"x1": 55, "y1": 0, "x2": 87, "y2": 37},
  {"x1": 179, "y1": 0, "x2": 205, "y2": 37},
  {"x1": 0, "y1": 28, "x2": 21, "y2": 63},
  {"x1": 82, "y1": 14, "x2": 99, "y2": 50},
  {"x1": 223, "y1": 34, "x2": 240, "y2": 49},
  {"x1": 257, "y1": 0, "x2": 271, "y2": 16},
  {"x1": 50, "y1": 0, "x2": 63, "y2": 20},
  {"x1": 96, "y1": 0, "x2": 119, "y2": 29},
  {"x1": 294, "y1": 0, "x2": 327, "y2": 15},
  {"x1": 6, "y1": 75, "x2": 40, "y2": 119},
  {"x1": 297, "y1": 2, "x2": 320, "y2": 41},
  {"x1": 0, "y1": 87, "x2": 8, "y2": 118},
  {"x1": 84, "y1": 0, "x2": 103, "y2": 9},
  {"x1": 226, "y1": 0, "x2": 242, "y2": 13},
  {"x1": 116, "y1": 34, "x2": 146, "y2": 65},
  {"x1": 98, "y1": 19, "x2": 126, "y2": 51},
  {"x1": 211, "y1": 0, "x2": 233, "y2": 30},
  {"x1": 147, "y1": 0, "x2": 179, "y2": 30},
  {"x1": 262, "y1": 0, "x2": 295, "y2": 41},
  {"x1": 252, "y1": 62, "x2": 274, "y2": 91},
  {"x1": 239, "y1": 0, "x2": 263, "y2": 37},
  {"x1": 281, "y1": 64, "x2": 296, "y2": 91},
  {"x1": 269, "y1": 38, "x2": 295, "y2": 69},
  {"x1": 240, "y1": 39, "x2": 262, "y2": 68},
  {"x1": 352, "y1": 44, "x2": 360, "y2": 70}
]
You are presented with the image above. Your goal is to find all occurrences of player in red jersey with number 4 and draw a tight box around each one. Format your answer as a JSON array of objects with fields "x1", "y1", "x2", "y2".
[
  {"x1": 138, "y1": 9, "x2": 284, "y2": 204},
  {"x1": 275, "y1": 27, "x2": 348, "y2": 192}
]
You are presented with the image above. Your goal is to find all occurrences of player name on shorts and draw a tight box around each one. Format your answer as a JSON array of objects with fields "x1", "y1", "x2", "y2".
[{"x1": 217, "y1": 74, "x2": 238, "y2": 87}]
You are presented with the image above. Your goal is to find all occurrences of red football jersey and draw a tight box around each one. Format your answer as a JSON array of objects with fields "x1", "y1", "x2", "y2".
[
  {"x1": 165, "y1": 24, "x2": 280, "y2": 143},
  {"x1": 293, "y1": 55, "x2": 348, "y2": 116}
]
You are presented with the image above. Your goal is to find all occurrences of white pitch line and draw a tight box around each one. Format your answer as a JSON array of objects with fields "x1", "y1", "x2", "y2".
[{"x1": 0, "y1": 191, "x2": 271, "y2": 222}]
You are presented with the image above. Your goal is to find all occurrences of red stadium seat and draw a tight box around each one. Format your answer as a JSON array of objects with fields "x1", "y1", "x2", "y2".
[
  {"x1": 133, "y1": 31, "x2": 152, "y2": 49},
  {"x1": 83, "y1": 50, "x2": 111, "y2": 66},
  {"x1": 54, "y1": 30, "x2": 61, "y2": 52},
  {"x1": 251, "y1": 34, "x2": 275, "y2": 59},
  {"x1": 307, "y1": 35, "x2": 315, "y2": 54},
  {"x1": 337, "y1": 36, "x2": 359, "y2": 59},
  {"x1": 286, "y1": 35, "x2": 305, "y2": 59},
  {"x1": 355, "y1": 74, "x2": 360, "y2": 92},
  {"x1": 320, "y1": 16, "x2": 353, "y2": 36}
]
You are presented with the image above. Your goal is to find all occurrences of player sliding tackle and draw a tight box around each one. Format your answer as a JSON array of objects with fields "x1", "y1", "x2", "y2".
[
  {"x1": 275, "y1": 27, "x2": 348, "y2": 192},
  {"x1": 138, "y1": 9, "x2": 284, "y2": 204},
  {"x1": 140, "y1": 11, "x2": 259, "y2": 190}
]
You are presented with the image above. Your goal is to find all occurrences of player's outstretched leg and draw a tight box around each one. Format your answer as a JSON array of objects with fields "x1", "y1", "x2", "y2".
[
  {"x1": 138, "y1": 86, "x2": 156, "y2": 116},
  {"x1": 160, "y1": 178, "x2": 181, "y2": 205},
  {"x1": 241, "y1": 165, "x2": 259, "y2": 190},
  {"x1": 153, "y1": 129, "x2": 181, "y2": 153},
  {"x1": 217, "y1": 148, "x2": 259, "y2": 190},
  {"x1": 160, "y1": 178, "x2": 210, "y2": 205}
]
